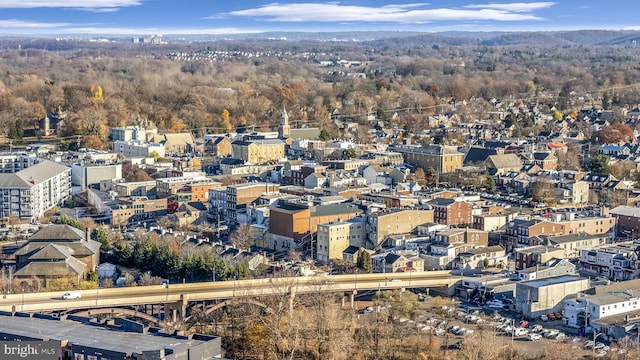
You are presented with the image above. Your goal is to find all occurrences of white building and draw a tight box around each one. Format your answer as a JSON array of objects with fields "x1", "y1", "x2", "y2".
[
  {"x1": 316, "y1": 218, "x2": 366, "y2": 262},
  {"x1": 0, "y1": 153, "x2": 40, "y2": 173},
  {"x1": 0, "y1": 160, "x2": 71, "y2": 220},
  {"x1": 110, "y1": 126, "x2": 147, "y2": 142},
  {"x1": 114, "y1": 140, "x2": 165, "y2": 159},
  {"x1": 564, "y1": 289, "x2": 640, "y2": 329}
]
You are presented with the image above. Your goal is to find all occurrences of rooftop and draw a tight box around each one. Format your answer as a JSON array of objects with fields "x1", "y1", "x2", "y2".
[
  {"x1": 0, "y1": 314, "x2": 216, "y2": 356},
  {"x1": 520, "y1": 275, "x2": 584, "y2": 288}
]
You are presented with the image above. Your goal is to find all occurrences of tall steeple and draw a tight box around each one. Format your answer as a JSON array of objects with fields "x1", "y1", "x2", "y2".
[{"x1": 278, "y1": 105, "x2": 290, "y2": 138}]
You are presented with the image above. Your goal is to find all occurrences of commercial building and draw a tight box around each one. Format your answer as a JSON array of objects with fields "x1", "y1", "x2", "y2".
[
  {"x1": 109, "y1": 126, "x2": 147, "y2": 142},
  {"x1": 365, "y1": 209, "x2": 434, "y2": 250},
  {"x1": 579, "y1": 241, "x2": 640, "y2": 281},
  {"x1": 0, "y1": 159, "x2": 71, "y2": 220},
  {"x1": 111, "y1": 197, "x2": 168, "y2": 225},
  {"x1": 515, "y1": 275, "x2": 590, "y2": 319},
  {"x1": 114, "y1": 140, "x2": 166, "y2": 158},
  {"x1": 316, "y1": 218, "x2": 367, "y2": 262},
  {"x1": 269, "y1": 198, "x2": 363, "y2": 252},
  {"x1": 392, "y1": 144, "x2": 464, "y2": 174},
  {"x1": 71, "y1": 162, "x2": 122, "y2": 189},
  {"x1": 231, "y1": 139, "x2": 285, "y2": 164},
  {"x1": 227, "y1": 182, "x2": 280, "y2": 223},
  {"x1": 0, "y1": 313, "x2": 221, "y2": 359}
]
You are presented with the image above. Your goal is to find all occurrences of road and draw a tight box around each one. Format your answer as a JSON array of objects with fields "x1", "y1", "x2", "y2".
[{"x1": 0, "y1": 271, "x2": 459, "y2": 313}]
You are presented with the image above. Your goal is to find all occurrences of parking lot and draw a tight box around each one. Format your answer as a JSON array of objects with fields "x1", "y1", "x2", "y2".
[{"x1": 356, "y1": 296, "x2": 628, "y2": 358}]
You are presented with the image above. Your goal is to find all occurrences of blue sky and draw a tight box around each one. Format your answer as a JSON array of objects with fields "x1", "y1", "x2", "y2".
[{"x1": 0, "y1": 1, "x2": 636, "y2": 35}]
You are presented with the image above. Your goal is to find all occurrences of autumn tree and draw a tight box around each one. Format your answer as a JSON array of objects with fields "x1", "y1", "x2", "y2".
[
  {"x1": 221, "y1": 109, "x2": 232, "y2": 132},
  {"x1": 594, "y1": 123, "x2": 633, "y2": 144},
  {"x1": 82, "y1": 135, "x2": 104, "y2": 150}
]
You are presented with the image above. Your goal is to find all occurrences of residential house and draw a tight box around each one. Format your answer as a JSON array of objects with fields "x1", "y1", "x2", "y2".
[
  {"x1": 205, "y1": 136, "x2": 233, "y2": 157},
  {"x1": 514, "y1": 245, "x2": 565, "y2": 270},
  {"x1": 516, "y1": 258, "x2": 578, "y2": 281},
  {"x1": 362, "y1": 165, "x2": 391, "y2": 185},
  {"x1": 610, "y1": 206, "x2": 640, "y2": 238},
  {"x1": 579, "y1": 242, "x2": 640, "y2": 281},
  {"x1": 433, "y1": 228, "x2": 489, "y2": 247},
  {"x1": 543, "y1": 232, "x2": 609, "y2": 259},
  {"x1": 453, "y1": 245, "x2": 507, "y2": 270},
  {"x1": 486, "y1": 154, "x2": 523, "y2": 176}
]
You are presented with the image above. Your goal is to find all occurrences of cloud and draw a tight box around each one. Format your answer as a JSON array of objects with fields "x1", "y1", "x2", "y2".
[
  {"x1": 0, "y1": 0, "x2": 142, "y2": 11},
  {"x1": 465, "y1": 2, "x2": 556, "y2": 12},
  {"x1": 0, "y1": 19, "x2": 71, "y2": 28},
  {"x1": 220, "y1": 2, "x2": 555, "y2": 23}
]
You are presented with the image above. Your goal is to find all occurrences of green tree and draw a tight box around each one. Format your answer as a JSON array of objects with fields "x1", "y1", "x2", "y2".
[
  {"x1": 318, "y1": 129, "x2": 330, "y2": 141},
  {"x1": 486, "y1": 176, "x2": 496, "y2": 192},
  {"x1": 91, "y1": 226, "x2": 110, "y2": 251},
  {"x1": 54, "y1": 215, "x2": 83, "y2": 230},
  {"x1": 589, "y1": 154, "x2": 610, "y2": 174},
  {"x1": 357, "y1": 249, "x2": 373, "y2": 273},
  {"x1": 87, "y1": 270, "x2": 98, "y2": 282},
  {"x1": 8, "y1": 119, "x2": 24, "y2": 139}
]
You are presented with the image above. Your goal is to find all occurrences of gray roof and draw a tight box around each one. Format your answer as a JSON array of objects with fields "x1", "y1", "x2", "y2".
[
  {"x1": 0, "y1": 160, "x2": 69, "y2": 188},
  {"x1": 520, "y1": 275, "x2": 583, "y2": 288},
  {"x1": 487, "y1": 154, "x2": 523, "y2": 169},
  {"x1": 28, "y1": 243, "x2": 73, "y2": 261},
  {"x1": 289, "y1": 128, "x2": 321, "y2": 140},
  {"x1": 0, "y1": 314, "x2": 212, "y2": 355},
  {"x1": 29, "y1": 225, "x2": 86, "y2": 242},
  {"x1": 14, "y1": 257, "x2": 86, "y2": 277},
  {"x1": 546, "y1": 232, "x2": 606, "y2": 244},
  {"x1": 610, "y1": 205, "x2": 640, "y2": 218}
]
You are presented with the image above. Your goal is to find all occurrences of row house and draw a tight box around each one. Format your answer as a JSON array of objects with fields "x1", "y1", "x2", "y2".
[
  {"x1": 427, "y1": 198, "x2": 472, "y2": 226},
  {"x1": 580, "y1": 242, "x2": 640, "y2": 281},
  {"x1": 453, "y1": 245, "x2": 507, "y2": 270},
  {"x1": 514, "y1": 245, "x2": 565, "y2": 271},
  {"x1": 433, "y1": 228, "x2": 488, "y2": 247},
  {"x1": 541, "y1": 232, "x2": 609, "y2": 259}
]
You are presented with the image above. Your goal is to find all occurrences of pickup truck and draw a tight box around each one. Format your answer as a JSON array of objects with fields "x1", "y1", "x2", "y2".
[{"x1": 62, "y1": 291, "x2": 81, "y2": 300}]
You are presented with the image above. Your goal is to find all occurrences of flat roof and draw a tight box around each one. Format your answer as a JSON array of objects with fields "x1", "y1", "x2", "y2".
[
  {"x1": 521, "y1": 275, "x2": 584, "y2": 288},
  {"x1": 0, "y1": 315, "x2": 210, "y2": 355}
]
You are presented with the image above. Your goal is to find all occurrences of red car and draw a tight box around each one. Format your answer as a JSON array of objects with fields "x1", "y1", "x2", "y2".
[
  {"x1": 554, "y1": 312, "x2": 563, "y2": 320},
  {"x1": 547, "y1": 313, "x2": 556, "y2": 321},
  {"x1": 519, "y1": 320, "x2": 529, "y2": 328}
]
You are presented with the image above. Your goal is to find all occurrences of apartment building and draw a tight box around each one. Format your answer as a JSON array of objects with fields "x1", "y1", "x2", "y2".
[
  {"x1": 0, "y1": 153, "x2": 40, "y2": 173},
  {"x1": 428, "y1": 198, "x2": 472, "y2": 226},
  {"x1": 0, "y1": 160, "x2": 71, "y2": 220},
  {"x1": 316, "y1": 218, "x2": 367, "y2": 262},
  {"x1": 365, "y1": 208, "x2": 434, "y2": 250},
  {"x1": 179, "y1": 181, "x2": 222, "y2": 202},
  {"x1": 392, "y1": 144, "x2": 464, "y2": 174},
  {"x1": 610, "y1": 205, "x2": 640, "y2": 237},
  {"x1": 231, "y1": 139, "x2": 285, "y2": 164}
]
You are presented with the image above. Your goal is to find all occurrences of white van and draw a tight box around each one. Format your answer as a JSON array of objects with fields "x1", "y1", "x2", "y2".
[{"x1": 62, "y1": 291, "x2": 81, "y2": 300}]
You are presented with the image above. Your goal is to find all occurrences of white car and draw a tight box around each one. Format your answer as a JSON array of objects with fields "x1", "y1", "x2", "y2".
[
  {"x1": 62, "y1": 291, "x2": 81, "y2": 300},
  {"x1": 514, "y1": 328, "x2": 529, "y2": 336},
  {"x1": 527, "y1": 333, "x2": 542, "y2": 341}
]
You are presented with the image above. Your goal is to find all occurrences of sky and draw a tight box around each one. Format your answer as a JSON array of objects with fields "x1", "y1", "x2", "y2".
[{"x1": 0, "y1": 1, "x2": 637, "y2": 36}]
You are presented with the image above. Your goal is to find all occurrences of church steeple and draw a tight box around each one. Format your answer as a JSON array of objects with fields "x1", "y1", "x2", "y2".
[{"x1": 278, "y1": 105, "x2": 290, "y2": 138}]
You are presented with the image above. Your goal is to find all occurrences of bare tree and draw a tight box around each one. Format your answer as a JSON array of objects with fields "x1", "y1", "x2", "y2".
[{"x1": 229, "y1": 224, "x2": 255, "y2": 251}]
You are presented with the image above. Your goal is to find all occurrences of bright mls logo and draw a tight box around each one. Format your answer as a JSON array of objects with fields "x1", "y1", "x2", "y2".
[{"x1": 2, "y1": 341, "x2": 59, "y2": 359}]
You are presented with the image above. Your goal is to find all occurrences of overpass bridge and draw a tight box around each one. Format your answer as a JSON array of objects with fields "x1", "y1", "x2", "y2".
[{"x1": 0, "y1": 271, "x2": 460, "y2": 325}]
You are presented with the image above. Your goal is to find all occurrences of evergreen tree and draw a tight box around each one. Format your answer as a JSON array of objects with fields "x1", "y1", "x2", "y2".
[{"x1": 357, "y1": 249, "x2": 373, "y2": 273}]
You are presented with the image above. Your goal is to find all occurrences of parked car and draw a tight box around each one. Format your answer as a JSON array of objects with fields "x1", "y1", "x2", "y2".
[
  {"x1": 514, "y1": 328, "x2": 529, "y2": 336},
  {"x1": 527, "y1": 333, "x2": 542, "y2": 341},
  {"x1": 539, "y1": 315, "x2": 548, "y2": 322},
  {"x1": 547, "y1": 313, "x2": 556, "y2": 321},
  {"x1": 519, "y1": 320, "x2": 529, "y2": 328}
]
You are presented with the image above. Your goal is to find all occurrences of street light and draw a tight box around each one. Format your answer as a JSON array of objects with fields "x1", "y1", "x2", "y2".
[
  {"x1": 212, "y1": 268, "x2": 216, "y2": 282},
  {"x1": 21, "y1": 287, "x2": 24, "y2": 312}
]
